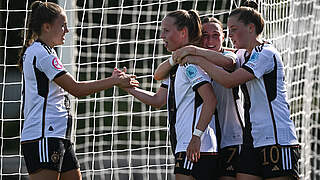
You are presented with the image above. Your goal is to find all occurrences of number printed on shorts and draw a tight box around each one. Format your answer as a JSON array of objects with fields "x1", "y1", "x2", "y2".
[
  {"x1": 261, "y1": 145, "x2": 280, "y2": 165},
  {"x1": 227, "y1": 147, "x2": 237, "y2": 163}
]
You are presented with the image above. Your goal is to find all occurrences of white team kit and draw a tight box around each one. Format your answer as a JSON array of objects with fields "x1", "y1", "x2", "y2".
[
  {"x1": 21, "y1": 40, "x2": 79, "y2": 174},
  {"x1": 161, "y1": 62, "x2": 219, "y2": 178},
  {"x1": 238, "y1": 43, "x2": 298, "y2": 147},
  {"x1": 162, "y1": 63, "x2": 218, "y2": 154},
  {"x1": 236, "y1": 44, "x2": 299, "y2": 179},
  {"x1": 212, "y1": 50, "x2": 244, "y2": 149},
  {"x1": 21, "y1": 40, "x2": 71, "y2": 142}
]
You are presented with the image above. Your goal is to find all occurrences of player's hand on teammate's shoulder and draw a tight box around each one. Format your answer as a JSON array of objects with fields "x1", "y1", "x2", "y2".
[
  {"x1": 112, "y1": 67, "x2": 139, "y2": 88},
  {"x1": 179, "y1": 55, "x2": 197, "y2": 66},
  {"x1": 173, "y1": 45, "x2": 196, "y2": 64}
]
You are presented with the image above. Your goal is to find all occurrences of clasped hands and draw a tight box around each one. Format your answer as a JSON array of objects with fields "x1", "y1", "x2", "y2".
[{"x1": 112, "y1": 67, "x2": 139, "y2": 88}]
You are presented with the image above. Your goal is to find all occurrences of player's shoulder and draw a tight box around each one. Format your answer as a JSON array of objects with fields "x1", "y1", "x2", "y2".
[
  {"x1": 222, "y1": 49, "x2": 237, "y2": 59},
  {"x1": 256, "y1": 42, "x2": 280, "y2": 57},
  {"x1": 27, "y1": 41, "x2": 55, "y2": 57},
  {"x1": 235, "y1": 49, "x2": 246, "y2": 56}
]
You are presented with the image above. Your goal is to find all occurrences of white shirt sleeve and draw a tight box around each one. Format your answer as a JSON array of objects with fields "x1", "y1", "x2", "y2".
[
  {"x1": 161, "y1": 78, "x2": 169, "y2": 88},
  {"x1": 222, "y1": 50, "x2": 237, "y2": 61},
  {"x1": 184, "y1": 64, "x2": 210, "y2": 90},
  {"x1": 243, "y1": 51, "x2": 274, "y2": 79},
  {"x1": 37, "y1": 54, "x2": 66, "y2": 81}
]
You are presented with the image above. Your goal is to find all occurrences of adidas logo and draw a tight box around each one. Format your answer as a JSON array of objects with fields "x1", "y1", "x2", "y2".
[
  {"x1": 226, "y1": 165, "x2": 234, "y2": 171},
  {"x1": 272, "y1": 165, "x2": 280, "y2": 171}
]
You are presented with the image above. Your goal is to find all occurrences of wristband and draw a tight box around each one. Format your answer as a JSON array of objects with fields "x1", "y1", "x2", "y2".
[
  {"x1": 168, "y1": 57, "x2": 175, "y2": 66},
  {"x1": 193, "y1": 129, "x2": 204, "y2": 138}
]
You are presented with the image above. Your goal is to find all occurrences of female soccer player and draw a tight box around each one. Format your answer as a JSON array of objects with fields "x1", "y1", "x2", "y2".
[
  {"x1": 18, "y1": 1, "x2": 137, "y2": 180},
  {"x1": 123, "y1": 10, "x2": 219, "y2": 180},
  {"x1": 155, "y1": 16, "x2": 245, "y2": 180},
  {"x1": 174, "y1": 2, "x2": 300, "y2": 180}
]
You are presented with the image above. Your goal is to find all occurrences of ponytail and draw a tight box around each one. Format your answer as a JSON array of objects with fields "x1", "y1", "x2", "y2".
[
  {"x1": 187, "y1": 10, "x2": 202, "y2": 45},
  {"x1": 241, "y1": 0, "x2": 258, "y2": 10},
  {"x1": 18, "y1": 30, "x2": 37, "y2": 71}
]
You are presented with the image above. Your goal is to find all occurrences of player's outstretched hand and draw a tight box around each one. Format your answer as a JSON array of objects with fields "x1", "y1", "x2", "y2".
[{"x1": 186, "y1": 136, "x2": 201, "y2": 163}]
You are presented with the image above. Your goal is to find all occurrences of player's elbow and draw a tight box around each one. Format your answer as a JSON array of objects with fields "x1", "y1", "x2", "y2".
[
  {"x1": 151, "y1": 103, "x2": 163, "y2": 109},
  {"x1": 154, "y1": 73, "x2": 166, "y2": 81},
  {"x1": 153, "y1": 73, "x2": 161, "y2": 81},
  {"x1": 151, "y1": 100, "x2": 166, "y2": 108}
]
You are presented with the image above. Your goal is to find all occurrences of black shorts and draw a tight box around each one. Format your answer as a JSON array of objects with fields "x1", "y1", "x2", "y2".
[
  {"x1": 174, "y1": 152, "x2": 219, "y2": 180},
  {"x1": 237, "y1": 144, "x2": 300, "y2": 180},
  {"x1": 21, "y1": 137, "x2": 80, "y2": 174},
  {"x1": 218, "y1": 145, "x2": 240, "y2": 177}
]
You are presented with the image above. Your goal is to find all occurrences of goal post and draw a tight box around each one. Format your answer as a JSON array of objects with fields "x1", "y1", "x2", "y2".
[{"x1": 0, "y1": 0, "x2": 319, "y2": 180}]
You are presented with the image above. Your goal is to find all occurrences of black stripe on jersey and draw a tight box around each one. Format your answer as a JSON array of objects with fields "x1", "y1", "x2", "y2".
[
  {"x1": 65, "y1": 115, "x2": 73, "y2": 138},
  {"x1": 33, "y1": 56, "x2": 49, "y2": 138},
  {"x1": 22, "y1": 77, "x2": 25, "y2": 119},
  {"x1": 168, "y1": 65, "x2": 178, "y2": 154},
  {"x1": 240, "y1": 53, "x2": 254, "y2": 146},
  {"x1": 263, "y1": 55, "x2": 279, "y2": 144},
  {"x1": 242, "y1": 65, "x2": 254, "y2": 75},
  {"x1": 263, "y1": 55, "x2": 277, "y2": 101},
  {"x1": 192, "y1": 81, "x2": 209, "y2": 91},
  {"x1": 240, "y1": 84, "x2": 254, "y2": 146},
  {"x1": 255, "y1": 44, "x2": 263, "y2": 52},
  {"x1": 241, "y1": 50, "x2": 255, "y2": 75},
  {"x1": 232, "y1": 87, "x2": 245, "y2": 129},
  {"x1": 33, "y1": 56, "x2": 49, "y2": 98},
  {"x1": 53, "y1": 71, "x2": 67, "y2": 80},
  {"x1": 36, "y1": 39, "x2": 53, "y2": 54},
  {"x1": 160, "y1": 83, "x2": 168, "y2": 89},
  {"x1": 65, "y1": 95, "x2": 72, "y2": 138}
]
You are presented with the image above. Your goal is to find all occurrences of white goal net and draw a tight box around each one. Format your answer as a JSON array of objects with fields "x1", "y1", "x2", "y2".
[{"x1": 0, "y1": 0, "x2": 319, "y2": 180}]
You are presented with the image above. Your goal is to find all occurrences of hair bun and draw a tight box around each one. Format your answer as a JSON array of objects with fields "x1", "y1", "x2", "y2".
[
  {"x1": 241, "y1": 0, "x2": 258, "y2": 10},
  {"x1": 30, "y1": 1, "x2": 44, "y2": 11}
]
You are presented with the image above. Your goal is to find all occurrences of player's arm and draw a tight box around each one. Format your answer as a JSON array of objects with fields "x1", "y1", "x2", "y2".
[
  {"x1": 182, "y1": 55, "x2": 255, "y2": 88},
  {"x1": 173, "y1": 45, "x2": 235, "y2": 70},
  {"x1": 123, "y1": 87, "x2": 167, "y2": 108},
  {"x1": 186, "y1": 83, "x2": 217, "y2": 162},
  {"x1": 154, "y1": 57, "x2": 174, "y2": 81},
  {"x1": 54, "y1": 68, "x2": 137, "y2": 98}
]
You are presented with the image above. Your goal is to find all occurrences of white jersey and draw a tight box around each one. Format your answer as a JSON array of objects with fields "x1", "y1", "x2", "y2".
[
  {"x1": 238, "y1": 44, "x2": 298, "y2": 147},
  {"x1": 212, "y1": 50, "x2": 244, "y2": 149},
  {"x1": 21, "y1": 41, "x2": 71, "y2": 142},
  {"x1": 162, "y1": 63, "x2": 218, "y2": 154}
]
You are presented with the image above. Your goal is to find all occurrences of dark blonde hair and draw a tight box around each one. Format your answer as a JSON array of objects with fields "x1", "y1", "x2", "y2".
[
  {"x1": 166, "y1": 10, "x2": 202, "y2": 45},
  {"x1": 229, "y1": 0, "x2": 264, "y2": 36},
  {"x1": 18, "y1": 1, "x2": 63, "y2": 71}
]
